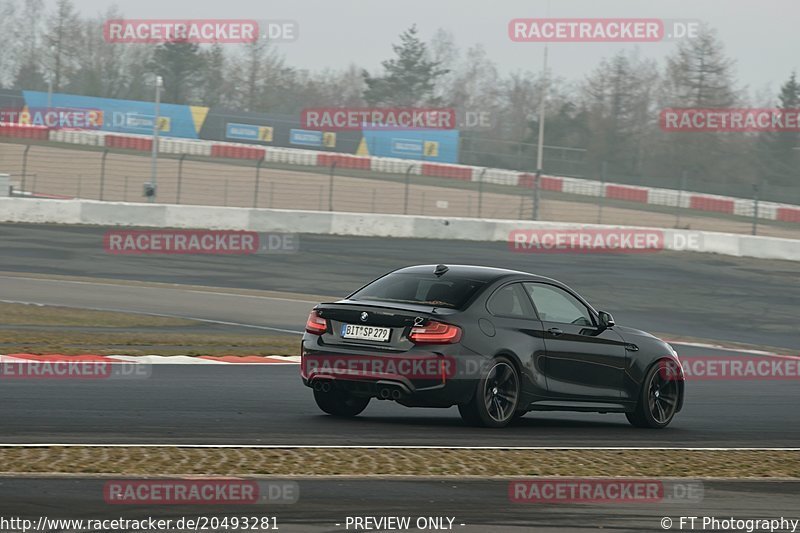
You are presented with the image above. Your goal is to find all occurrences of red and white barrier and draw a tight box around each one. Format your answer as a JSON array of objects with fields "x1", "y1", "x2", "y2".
[
  {"x1": 0, "y1": 123, "x2": 49, "y2": 140},
  {"x1": 778, "y1": 207, "x2": 800, "y2": 223},
  {"x1": 317, "y1": 153, "x2": 371, "y2": 170},
  {"x1": 421, "y1": 162, "x2": 473, "y2": 181},
  {"x1": 689, "y1": 194, "x2": 735, "y2": 214},
  {"x1": 606, "y1": 184, "x2": 649, "y2": 203},
  {"x1": 105, "y1": 134, "x2": 152, "y2": 151},
  {"x1": 210, "y1": 142, "x2": 265, "y2": 160},
  {"x1": 1, "y1": 125, "x2": 797, "y2": 224}
]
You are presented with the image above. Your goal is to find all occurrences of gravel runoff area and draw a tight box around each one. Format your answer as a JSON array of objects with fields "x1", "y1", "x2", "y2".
[{"x1": 1, "y1": 447, "x2": 798, "y2": 478}]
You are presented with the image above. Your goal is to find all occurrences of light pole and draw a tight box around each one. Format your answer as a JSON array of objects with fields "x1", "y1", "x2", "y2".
[
  {"x1": 46, "y1": 76, "x2": 53, "y2": 110},
  {"x1": 148, "y1": 75, "x2": 163, "y2": 203},
  {"x1": 535, "y1": 0, "x2": 551, "y2": 175},
  {"x1": 46, "y1": 45, "x2": 55, "y2": 109},
  {"x1": 535, "y1": 44, "x2": 548, "y2": 174}
]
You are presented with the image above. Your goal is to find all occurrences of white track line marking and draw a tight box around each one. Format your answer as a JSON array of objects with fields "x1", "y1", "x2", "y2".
[
  {"x1": 0, "y1": 275, "x2": 319, "y2": 303},
  {"x1": 667, "y1": 340, "x2": 798, "y2": 359},
  {"x1": 0, "y1": 299, "x2": 303, "y2": 335},
  {"x1": 667, "y1": 340, "x2": 794, "y2": 356},
  {"x1": 0, "y1": 444, "x2": 797, "y2": 451},
  {"x1": 185, "y1": 289, "x2": 318, "y2": 303}
]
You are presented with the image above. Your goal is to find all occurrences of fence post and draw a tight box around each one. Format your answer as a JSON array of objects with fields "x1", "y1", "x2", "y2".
[
  {"x1": 676, "y1": 170, "x2": 688, "y2": 228},
  {"x1": 253, "y1": 158, "x2": 263, "y2": 208},
  {"x1": 99, "y1": 149, "x2": 109, "y2": 201},
  {"x1": 752, "y1": 178, "x2": 762, "y2": 236},
  {"x1": 477, "y1": 168, "x2": 487, "y2": 218},
  {"x1": 176, "y1": 153, "x2": 186, "y2": 204},
  {"x1": 532, "y1": 170, "x2": 541, "y2": 220},
  {"x1": 21, "y1": 144, "x2": 31, "y2": 193},
  {"x1": 328, "y1": 161, "x2": 337, "y2": 211},
  {"x1": 597, "y1": 161, "x2": 607, "y2": 224},
  {"x1": 268, "y1": 182, "x2": 274, "y2": 208},
  {"x1": 404, "y1": 164, "x2": 414, "y2": 215}
]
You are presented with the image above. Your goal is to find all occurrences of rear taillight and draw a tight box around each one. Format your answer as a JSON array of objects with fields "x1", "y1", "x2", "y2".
[
  {"x1": 409, "y1": 320, "x2": 462, "y2": 344},
  {"x1": 305, "y1": 310, "x2": 328, "y2": 335}
]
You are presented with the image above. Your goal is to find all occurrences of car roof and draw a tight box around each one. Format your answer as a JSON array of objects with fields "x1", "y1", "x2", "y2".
[{"x1": 393, "y1": 264, "x2": 555, "y2": 283}]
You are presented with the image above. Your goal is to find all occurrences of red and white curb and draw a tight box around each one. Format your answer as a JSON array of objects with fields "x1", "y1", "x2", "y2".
[
  {"x1": 0, "y1": 342, "x2": 794, "y2": 366},
  {"x1": 0, "y1": 354, "x2": 300, "y2": 365}
]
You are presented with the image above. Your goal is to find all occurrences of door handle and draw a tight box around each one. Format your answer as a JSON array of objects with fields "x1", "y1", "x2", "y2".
[{"x1": 547, "y1": 327, "x2": 563, "y2": 336}]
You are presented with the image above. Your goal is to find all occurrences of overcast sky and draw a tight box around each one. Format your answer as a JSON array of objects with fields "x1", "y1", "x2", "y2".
[{"x1": 66, "y1": 0, "x2": 799, "y2": 99}]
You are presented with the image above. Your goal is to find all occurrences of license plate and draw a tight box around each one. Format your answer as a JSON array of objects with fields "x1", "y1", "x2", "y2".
[{"x1": 341, "y1": 324, "x2": 391, "y2": 342}]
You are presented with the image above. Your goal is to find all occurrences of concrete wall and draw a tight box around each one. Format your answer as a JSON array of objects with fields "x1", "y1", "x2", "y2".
[
  {"x1": 1, "y1": 197, "x2": 798, "y2": 261},
  {"x1": 0, "y1": 174, "x2": 9, "y2": 197}
]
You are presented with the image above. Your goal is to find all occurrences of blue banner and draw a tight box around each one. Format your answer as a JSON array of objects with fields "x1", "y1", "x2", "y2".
[
  {"x1": 362, "y1": 129, "x2": 459, "y2": 163},
  {"x1": 226, "y1": 123, "x2": 260, "y2": 141},
  {"x1": 289, "y1": 129, "x2": 323, "y2": 147},
  {"x1": 22, "y1": 91, "x2": 202, "y2": 139},
  {"x1": 390, "y1": 138, "x2": 424, "y2": 157}
]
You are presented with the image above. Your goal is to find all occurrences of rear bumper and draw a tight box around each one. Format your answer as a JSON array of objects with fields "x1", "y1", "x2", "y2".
[{"x1": 300, "y1": 339, "x2": 481, "y2": 407}]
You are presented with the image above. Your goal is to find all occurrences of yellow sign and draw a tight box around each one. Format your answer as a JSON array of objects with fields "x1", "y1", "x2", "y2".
[
  {"x1": 424, "y1": 141, "x2": 439, "y2": 157},
  {"x1": 258, "y1": 126, "x2": 274, "y2": 142},
  {"x1": 322, "y1": 132, "x2": 337, "y2": 148},
  {"x1": 156, "y1": 116, "x2": 171, "y2": 132}
]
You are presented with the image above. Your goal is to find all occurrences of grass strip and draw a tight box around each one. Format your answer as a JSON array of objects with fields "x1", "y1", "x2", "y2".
[{"x1": 0, "y1": 302, "x2": 298, "y2": 356}]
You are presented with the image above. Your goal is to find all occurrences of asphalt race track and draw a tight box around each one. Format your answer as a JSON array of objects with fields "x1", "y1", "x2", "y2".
[
  {"x1": 1, "y1": 359, "x2": 799, "y2": 447},
  {"x1": 0, "y1": 223, "x2": 798, "y2": 446},
  {"x1": 1, "y1": 477, "x2": 799, "y2": 532},
  {"x1": 1, "y1": 224, "x2": 800, "y2": 347}
]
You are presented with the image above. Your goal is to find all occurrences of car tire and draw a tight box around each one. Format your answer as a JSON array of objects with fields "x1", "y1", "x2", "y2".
[
  {"x1": 459, "y1": 356, "x2": 520, "y2": 428},
  {"x1": 314, "y1": 388, "x2": 370, "y2": 417},
  {"x1": 626, "y1": 359, "x2": 681, "y2": 429}
]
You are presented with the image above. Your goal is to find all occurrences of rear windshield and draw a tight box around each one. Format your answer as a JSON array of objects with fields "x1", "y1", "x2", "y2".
[{"x1": 349, "y1": 272, "x2": 487, "y2": 309}]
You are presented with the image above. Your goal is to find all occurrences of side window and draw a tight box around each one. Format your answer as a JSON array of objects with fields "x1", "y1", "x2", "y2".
[
  {"x1": 487, "y1": 283, "x2": 529, "y2": 317},
  {"x1": 524, "y1": 283, "x2": 593, "y2": 326}
]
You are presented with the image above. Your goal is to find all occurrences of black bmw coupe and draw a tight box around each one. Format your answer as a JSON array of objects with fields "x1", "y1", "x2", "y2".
[{"x1": 301, "y1": 264, "x2": 684, "y2": 428}]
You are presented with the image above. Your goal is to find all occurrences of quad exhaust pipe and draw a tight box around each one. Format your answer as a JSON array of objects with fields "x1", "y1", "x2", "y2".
[
  {"x1": 378, "y1": 387, "x2": 403, "y2": 400},
  {"x1": 313, "y1": 380, "x2": 401, "y2": 399},
  {"x1": 313, "y1": 381, "x2": 332, "y2": 393}
]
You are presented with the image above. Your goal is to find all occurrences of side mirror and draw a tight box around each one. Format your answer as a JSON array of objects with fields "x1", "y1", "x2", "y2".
[{"x1": 598, "y1": 311, "x2": 615, "y2": 328}]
